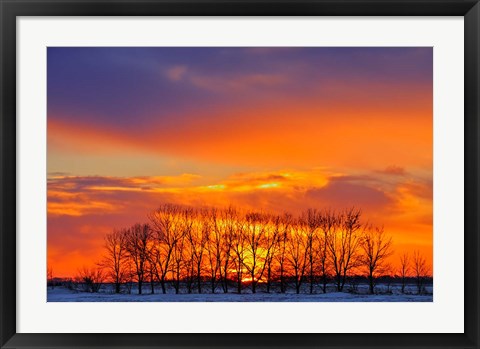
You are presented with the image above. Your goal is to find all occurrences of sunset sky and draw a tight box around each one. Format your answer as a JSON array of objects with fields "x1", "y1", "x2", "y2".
[{"x1": 47, "y1": 47, "x2": 433, "y2": 278}]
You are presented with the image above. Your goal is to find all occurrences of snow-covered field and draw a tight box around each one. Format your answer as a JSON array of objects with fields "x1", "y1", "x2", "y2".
[{"x1": 48, "y1": 285, "x2": 433, "y2": 302}]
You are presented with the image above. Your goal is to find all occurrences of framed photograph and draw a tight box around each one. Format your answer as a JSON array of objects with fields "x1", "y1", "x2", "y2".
[{"x1": 1, "y1": 1, "x2": 478, "y2": 348}]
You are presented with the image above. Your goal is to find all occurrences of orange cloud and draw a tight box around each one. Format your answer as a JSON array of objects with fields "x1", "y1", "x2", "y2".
[
  {"x1": 48, "y1": 91, "x2": 432, "y2": 172},
  {"x1": 377, "y1": 165, "x2": 407, "y2": 176}
]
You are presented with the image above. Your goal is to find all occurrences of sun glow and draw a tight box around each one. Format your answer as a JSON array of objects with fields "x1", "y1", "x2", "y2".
[
  {"x1": 241, "y1": 276, "x2": 266, "y2": 284},
  {"x1": 257, "y1": 182, "x2": 280, "y2": 189},
  {"x1": 206, "y1": 184, "x2": 226, "y2": 190}
]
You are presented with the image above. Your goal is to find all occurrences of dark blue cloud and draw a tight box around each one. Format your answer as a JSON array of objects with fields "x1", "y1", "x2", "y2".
[{"x1": 48, "y1": 47, "x2": 432, "y2": 129}]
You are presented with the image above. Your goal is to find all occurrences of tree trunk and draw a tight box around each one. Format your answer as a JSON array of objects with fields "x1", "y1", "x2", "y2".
[
  {"x1": 196, "y1": 263, "x2": 202, "y2": 294},
  {"x1": 237, "y1": 275, "x2": 242, "y2": 294},
  {"x1": 280, "y1": 269, "x2": 285, "y2": 293},
  {"x1": 160, "y1": 278, "x2": 166, "y2": 294},
  {"x1": 309, "y1": 259, "x2": 314, "y2": 294},
  {"x1": 197, "y1": 275, "x2": 202, "y2": 294},
  {"x1": 222, "y1": 263, "x2": 229, "y2": 293},
  {"x1": 368, "y1": 269, "x2": 374, "y2": 294},
  {"x1": 336, "y1": 274, "x2": 342, "y2": 292},
  {"x1": 251, "y1": 269, "x2": 256, "y2": 294}
]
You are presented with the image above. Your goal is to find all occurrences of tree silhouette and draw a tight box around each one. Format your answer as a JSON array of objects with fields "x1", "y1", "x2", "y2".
[
  {"x1": 231, "y1": 218, "x2": 247, "y2": 294},
  {"x1": 413, "y1": 250, "x2": 430, "y2": 294},
  {"x1": 399, "y1": 252, "x2": 410, "y2": 294},
  {"x1": 360, "y1": 226, "x2": 393, "y2": 294},
  {"x1": 47, "y1": 266, "x2": 54, "y2": 290},
  {"x1": 99, "y1": 229, "x2": 128, "y2": 293},
  {"x1": 76, "y1": 266, "x2": 104, "y2": 293},
  {"x1": 286, "y1": 221, "x2": 308, "y2": 294},
  {"x1": 243, "y1": 212, "x2": 270, "y2": 293},
  {"x1": 301, "y1": 209, "x2": 322, "y2": 294},
  {"x1": 274, "y1": 213, "x2": 292, "y2": 293},
  {"x1": 125, "y1": 223, "x2": 151, "y2": 295},
  {"x1": 149, "y1": 204, "x2": 183, "y2": 294},
  {"x1": 318, "y1": 209, "x2": 337, "y2": 293},
  {"x1": 327, "y1": 208, "x2": 363, "y2": 292},
  {"x1": 218, "y1": 207, "x2": 237, "y2": 293},
  {"x1": 205, "y1": 208, "x2": 222, "y2": 294}
]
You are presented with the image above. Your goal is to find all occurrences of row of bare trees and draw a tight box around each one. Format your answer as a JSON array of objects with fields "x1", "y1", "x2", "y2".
[
  {"x1": 399, "y1": 251, "x2": 431, "y2": 294},
  {"x1": 90, "y1": 204, "x2": 431, "y2": 295}
]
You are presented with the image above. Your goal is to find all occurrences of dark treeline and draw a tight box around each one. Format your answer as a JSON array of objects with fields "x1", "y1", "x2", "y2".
[{"x1": 59, "y1": 204, "x2": 431, "y2": 296}]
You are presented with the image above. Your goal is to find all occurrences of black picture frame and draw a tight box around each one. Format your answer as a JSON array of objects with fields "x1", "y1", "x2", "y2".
[{"x1": 1, "y1": 1, "x2": 479, "y2": 348}]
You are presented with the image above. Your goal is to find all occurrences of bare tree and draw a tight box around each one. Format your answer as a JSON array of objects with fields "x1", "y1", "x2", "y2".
[
  {"x1": 125, "y1": 223, "x2": 151, "y2": 295},
  {"x1": 47, "y1": 266, "x2": 54, "y2": 289},
  {"x1": 99, "y1": 229, "x2": 128, "y2": 294},
  {"x1": 263, "y1": 214, "x2": 281, "y2": 293},
  {"x1": 327, "y1": 208, "x2": 363, "y2": 292},
  {"x1": 184, "y1": 233, "x2": 196, "y2": 294},
  {"x1": 169, "y1": 207, "x2": 197, "y2": 294},
  {"x1": 413, "y1": 250, "x2": 429, "y2": 294},
  {"x1": 360, "y1": 226, "x2": 393, "y2": 294},
  {"x1": 149, "y1": 204, "x2": 183, "y2": 294},
  {"x1": 231, "y1": 218, "x2": 247, "y2": 294},
  {"x1": 124, "y1": 259, "x2": 134, "y2": 294},
  {"x1": 301, "y1": 209, "x2": 322, "y2": 294},
  {"x1": 76, "y1": 266, "x2": 105, "y2": 293},
  {"x1": 146, "y1": 259, "x2": 156, "y2": 294},
  {"x1": 243, "y1": 212, "x2": 269, "y2": 293},
  {"x1": 318, "y1": 209, "x2": 337, "y2": 293},
  {"x1": 399, "y1": 252, "x2": 410, "y2": 294},
  {"x1": 382, "y1": 263, "x2": 394, "y2": 294},
  {"x1": 286, "y1": 221, "x2": 308, "y2": 294},
  {"x1": 171, "y1": 231, "x2": 186, "y2": 294},
  {"x1": 185, "y1": 209, "x2": 208, "y2": 293},
  {"x1": 218, "y1": 207, "x2": 236, "y2": 293},
  {"x1": 274, "y1": 213, "x2": 292, "y2": 293},
  {"x1": 205, "y1": 208, "x2": 222, "y2": 293}
]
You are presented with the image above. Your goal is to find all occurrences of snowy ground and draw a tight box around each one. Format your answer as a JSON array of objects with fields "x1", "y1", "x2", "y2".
[{"x1": 48, "y1": 284, "x2": 432, "y2": 302}]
